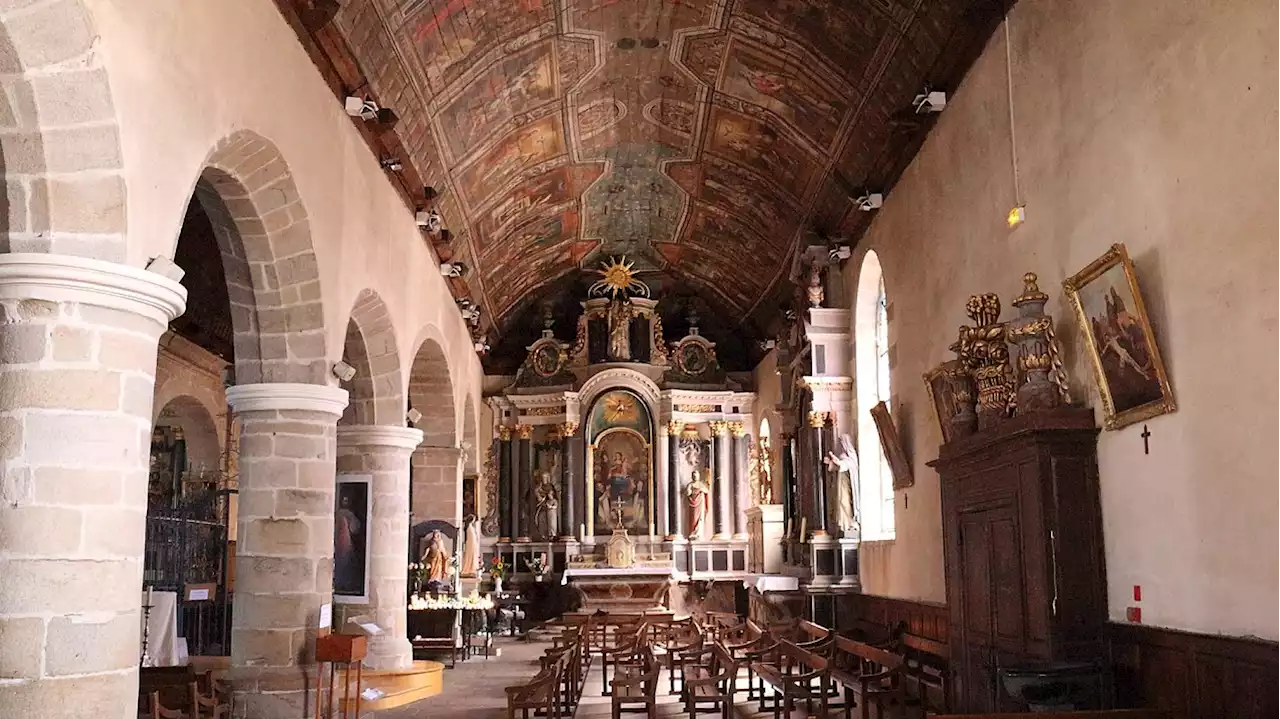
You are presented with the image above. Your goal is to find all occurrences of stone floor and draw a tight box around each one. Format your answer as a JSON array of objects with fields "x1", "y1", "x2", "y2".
[{"x1": 371, "y1": 636, "x2": 825, "y2": 719}]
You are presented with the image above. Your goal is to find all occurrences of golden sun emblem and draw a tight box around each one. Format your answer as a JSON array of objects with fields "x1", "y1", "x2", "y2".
[
  {"x1": 589, "y1": 256, "x2": 651, "y2": 299},
  {"x1": 603, "y1": 393, "x2": 637, "y2": 423}
]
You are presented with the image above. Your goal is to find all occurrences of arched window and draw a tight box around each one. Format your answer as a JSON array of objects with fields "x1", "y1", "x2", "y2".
[{"x1": 855, "y1": 251, "x2": 895, "y2": 540}]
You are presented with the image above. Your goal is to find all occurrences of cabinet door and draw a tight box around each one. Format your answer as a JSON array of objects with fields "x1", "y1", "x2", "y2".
[{"x1": 956, "y1": 503, "x2": 1026, "y2": 710}]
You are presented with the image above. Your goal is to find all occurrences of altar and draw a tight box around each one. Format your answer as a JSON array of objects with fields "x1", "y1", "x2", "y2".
[{"x1": 562, "y1": 566, "x2": 674, "y2": 612}]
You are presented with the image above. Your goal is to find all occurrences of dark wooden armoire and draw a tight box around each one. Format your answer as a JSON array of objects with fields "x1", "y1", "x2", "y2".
[{"x1": 929, "y1": 408, "x2": 1108, "y2": 711}]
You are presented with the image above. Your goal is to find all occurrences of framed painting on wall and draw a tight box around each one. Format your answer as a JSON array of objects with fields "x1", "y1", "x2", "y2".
[
  {"x1": 333, "y1": 475, "x2": 372, "y2": 603},
  {"x1": 1063, "y1": 243, "x2": 1176, "y2": 430},
  {"x1": 923, "y1": 360, "x2": 961, "y2": 444},
  {"x1": 870, "y1": 401, "x2": 913, "y2": 490}
]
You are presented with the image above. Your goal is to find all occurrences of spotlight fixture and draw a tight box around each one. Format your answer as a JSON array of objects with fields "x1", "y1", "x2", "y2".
[
  {"x1": 459, "y1": 306, "x2": 481, "y2": 323},
  {"x1": 332, "y1": 361, "x2": 356, "y2": 383},
  {"x1": 417, "y1": 207, "x2": 443, "y2": 233},
  {"x1": 759, "y1": 339, "x2": 777, "y2": 351},
  {"x1": 1007, "y1": 205, "x2": 1027, "y2": 228},
  {"x1": 380, "y1": 157, "x2": 403, "y2": 172},
  {"x1": 455, "y1": 298, "x2": 474, "y2": 310},
  {"x1": 406, "y1": 408, "x2": 423, "y2": 424},
  {"x1": 145, "y1": 256, "x2": 185, "y2": 283},
  {"x1": 474, "y1": 341, "x2": 491, "y2": 354},
  {"x1": 344, "y1": 96, "x2": 395, "y2": 124},
  {"x1": 440, "y1": 262, "x2": 467, "y2": 278},
  {"x1": 913, "y1": 89, "x2": 947, "y2": 114},
  {"x1": 855, "y1": 192, "x2": 883, "y2": 211},
  {"x1": 828, "y1": 245, "x2": 852, "y2": 262}
]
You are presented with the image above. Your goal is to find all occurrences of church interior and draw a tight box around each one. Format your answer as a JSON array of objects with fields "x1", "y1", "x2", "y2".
[{"x1": 0, "y1": 0, "x2": 1273, "y2": 717}]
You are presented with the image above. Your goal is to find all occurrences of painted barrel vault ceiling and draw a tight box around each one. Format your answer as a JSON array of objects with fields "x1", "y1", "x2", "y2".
[{"x1": 275, "y1": 0, "x2": 1007, "y2": 372}]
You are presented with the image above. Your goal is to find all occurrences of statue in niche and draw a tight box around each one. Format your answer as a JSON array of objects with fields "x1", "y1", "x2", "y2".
[
  {"x1": 823, "y1": 435, "x2": 860, "y2": 539},
  {"x1": 532, "y1": 470, "x2": 560, "y2": 540},
  {"x1": 686, "y1": 470, "x2": 711, "y2": 540},
  {"x1": 420, "y1": 530, "x2": 451, "y2": 587},
  {"x1": 608, "y1": 298, "x2": 633, "y2": 361},
  {"x1": 460, "y1": 514, "x2": 480, "y2": 577}
]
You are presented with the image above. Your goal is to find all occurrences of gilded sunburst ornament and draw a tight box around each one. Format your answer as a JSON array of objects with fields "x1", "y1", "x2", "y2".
[{"x1": 589, "y1": 256, "x2": 651, "y2": 299}]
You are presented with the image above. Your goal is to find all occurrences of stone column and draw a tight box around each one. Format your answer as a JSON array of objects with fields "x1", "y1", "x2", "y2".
[
  {"x1": 225, "y1": 383, "x2": 349, "y2": 718},
  {"x1": 558, "y1": 422, "x2": 577, "y2": 540},
  {"x1": 654, "y1": 428, "x2": 669, "y2": 538},
  {"x1": 808, "y1": 411, "x2": 829, "y2": 537},
  {"x1": 709, "y1": 421, "x2": 730, "y2": 539},
  {"x1": 665, "y1": 421, "x2": 682, "y2": 540},
  {"x1": 563, "y1": 427, "x2": 584, "y2": 540},
  {"x1": 497, "y1": 427, "x2": 512, "y2": 541},
  {"x1": 729, "y1": 421, "x2": 749, "y2": 539},
  {"x1": 336, "y1": 425, "x2": 422, "y2": 671},
  {"x1": 515, "y1": 424, "x2": 533, "y2": 541},
  {"x1": 410, "y1": 445, "x2": 463, "y2": 526},
  {"x1": 780, "y1": 433, "x2": 796, "y2": 531},
  {"x1": 0, "y1": 254, "x2": 185, "y2": 718}
]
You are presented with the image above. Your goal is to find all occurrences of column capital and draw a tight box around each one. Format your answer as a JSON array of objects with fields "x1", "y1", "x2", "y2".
[
  {"x1": 728, "y1": 420, "x2": 747, "y2": 437},
  {"x1": 227, "y1": 383, "x2": 349, "y2": 418},
  {"x1": 807, "y1": 410, "x2": 831, "y2": 428},
  {"x1": 337, "y1": 425, "x2": 424, "y2": 451},
  {"x1": 0, "y1": 252, "x2": 187, "y2": 325},
  {"x1": 516, "y1": 423, "x2": 534, "y2": 440},
  {"x1": 709, "y1": 420, "x2": 729, "y2": 437},
  {"x1": 559, "y1": 420, "x2": 580, "y2": 437},
  {"x1": 666, "y1": 420, "x2": 684, "y2": 436},
  {"x1": 498, "y1": 425, "x2": 512, "y2": 441}
]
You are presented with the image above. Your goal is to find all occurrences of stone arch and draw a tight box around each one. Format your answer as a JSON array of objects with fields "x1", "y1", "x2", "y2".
[
  {"x1": 154, "y1": 394, "x2": 222, "y2": 473},
  {"x1": 184, "y1": 130, "x2": 327, "y2": 385},
  {"x1": 0, "y1": 1, "x2": 129, "y2": 261},
  {"x1": 407, "y1": 330, "x2": 457, "y2": 448},
  {"x1": 339, "y1": 289, "x2": 405, "y2": 427}
]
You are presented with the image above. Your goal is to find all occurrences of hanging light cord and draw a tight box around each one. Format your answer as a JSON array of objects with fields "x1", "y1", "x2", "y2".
[{"x1": 1005, "y1": 16, "x2": 1022, "y2": 207}]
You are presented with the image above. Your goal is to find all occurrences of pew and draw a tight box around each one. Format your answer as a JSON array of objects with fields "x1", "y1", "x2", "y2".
[
  {"x1": 829, "y1": 635, "x2": 905, "y2": 719},
  {"x1": 750, "y1": 639, "x2": 832, "y2": 719},
  {"x1": 931, "y1": 712, "x2": 1173, "y2": 719},
  {"x1": 610, "y1": 645, "x2": 661, "y2": 719},
  {"x1": 897, "y1": 632, "x2": 949, "y2": 715},
  {"x1": 680, "y1": 642, "x2": 738, "y2": 719},
  {"x1": 507, "y1": 653, "x2": 568, "y2": 719}
]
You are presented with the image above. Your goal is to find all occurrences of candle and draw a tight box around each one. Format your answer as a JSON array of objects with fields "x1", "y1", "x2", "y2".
[
  {"x1": 579, "y1": 523, "x2": 585, "y2": 541},
  {"x1": 146, "y1": 586, "x2": 153, "y2": 606}
]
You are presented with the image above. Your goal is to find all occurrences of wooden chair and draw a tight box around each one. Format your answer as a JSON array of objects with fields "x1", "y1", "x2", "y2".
[
  {"x1": 599, "y1": 622, "x2": 648, "y2": 696},
  {"x1": 610, "y1": 646, "x2": 661, "y2": 719},
  {"x1": 188, "y1": 680, "x2": 228, "y2": 719},
  {"x1": 142, "y1": 690, "x2": 187, "y2": 719},
  {"x1": 829, "y1": 635, "x2": 905, "y2": 719},
  {"x1": 722, "y1": 620, "x2": 770, "y2": 702},
  {"x1": 680, "y1": 643, "x2": 738, "y2": 719},
  {"x1": 750, "y1": 640, "x2": 832, "y2": 719},
  {"x1": 506, "y1": 657, "x2": 565, "y2": 719},
  {"x1": 898, "y1": 633, "x2": 949, "y2": 715},
  {"x1": 930, "y1": 712, "x2": 1173, "y2": 719},
  {"x1": 661, "y1": 620, "x2": 706, "y2": 694}
]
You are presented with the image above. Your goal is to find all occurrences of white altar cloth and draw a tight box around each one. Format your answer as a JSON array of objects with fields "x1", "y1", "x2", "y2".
[{"x1": 141, "y1": 590, "x2": 184, "y2": 667}]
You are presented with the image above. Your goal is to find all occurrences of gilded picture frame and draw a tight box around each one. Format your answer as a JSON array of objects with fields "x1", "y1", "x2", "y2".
[
  {"x1": 870, "y1": 401, "x2": 914, "y2": 490},
  {"x1": 1063, "y1": 243, "x2": 1176, "y2": 430},
  {"x1": 923, "y1": 360, "x2": 961, "y2": 444}
]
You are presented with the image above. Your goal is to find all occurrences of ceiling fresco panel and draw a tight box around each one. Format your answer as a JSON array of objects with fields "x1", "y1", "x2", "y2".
[{"x1": 278, "y1": 0, "x2": 1009, "y2": 370}]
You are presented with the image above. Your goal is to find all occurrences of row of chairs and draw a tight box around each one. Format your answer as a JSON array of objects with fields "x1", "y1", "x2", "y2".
[{"x1": 138, "y1": 670, "x2": 229, "y2": 719}]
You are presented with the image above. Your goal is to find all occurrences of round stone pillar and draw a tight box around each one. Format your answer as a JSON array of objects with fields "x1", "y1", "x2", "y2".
[
  {"x1": 0, "y1": 254, "x2": 186, "y2": 718},
  {"x1": 336, "y1": 425, "x2": 422, "y2": 671},
  {"x1": 225, "y1": 383, "x2": 348, "y2": 718}
]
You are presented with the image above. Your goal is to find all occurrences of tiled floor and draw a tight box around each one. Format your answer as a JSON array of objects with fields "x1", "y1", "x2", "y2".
[{"x1": 373, "y1": 636, "x2": 795, "y2": 719}]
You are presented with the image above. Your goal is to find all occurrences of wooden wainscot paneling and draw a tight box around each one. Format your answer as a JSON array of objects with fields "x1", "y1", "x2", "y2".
[
  {"x1": 837, "y1": 592, "x2": 950, "y2": 643},
  {"x1": 1110, "y1": 622, "x2": 1278, "y2": 719}
]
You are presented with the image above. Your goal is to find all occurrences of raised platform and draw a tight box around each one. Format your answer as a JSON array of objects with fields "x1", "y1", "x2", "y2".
[{"x1": 339, "y1": 660, "x2": 443, "y2": 712}]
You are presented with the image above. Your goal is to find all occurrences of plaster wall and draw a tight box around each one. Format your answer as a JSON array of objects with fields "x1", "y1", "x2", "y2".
[
  {"x1": 85, "y1": 0, "x2": 482, "y2": 428},
  {"x1": 844, "y1": 0, "x2": 1277, "y2": 639}
]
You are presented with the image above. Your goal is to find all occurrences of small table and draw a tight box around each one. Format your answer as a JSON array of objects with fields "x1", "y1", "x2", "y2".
[{"x1": 315, "y1": 633, "x2": 367, "y2": 719}]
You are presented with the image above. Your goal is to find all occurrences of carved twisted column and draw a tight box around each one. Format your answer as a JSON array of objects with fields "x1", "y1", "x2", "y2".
[
  {"x1": 516, "y1": 424, "x2": 533, "y2": 541},
  {"x1": 498, "y1": 426, "x2": 513, "y2": 541},
  {"x1": 710, "y1": 421, "x2": 730, "y2": 539},
  {"x1": 809, "y1": 411, "x2": 830, "y2": 537},
  {"x1": 666, "y1": 421, "x2": 683, "y2": 540},
  {"x1": 336, "y1": 425, "x2": 423, "y2": 670}
]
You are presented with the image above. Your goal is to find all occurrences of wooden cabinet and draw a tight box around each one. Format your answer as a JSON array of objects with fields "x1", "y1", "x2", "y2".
[{"x1": 930, "y1": 408, "x2": 1107, "y2": 711}]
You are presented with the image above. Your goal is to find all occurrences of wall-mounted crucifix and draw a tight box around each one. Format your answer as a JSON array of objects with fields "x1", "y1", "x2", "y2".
[{"x1": 1141, "y1": 424, "x2": 1151, "y2": 455}]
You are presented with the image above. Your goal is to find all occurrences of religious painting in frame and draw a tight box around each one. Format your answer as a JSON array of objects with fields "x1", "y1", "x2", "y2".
[
  {"x1": 333, "y1": 475, "x2": 372, "y2": 604},
  {"x1": 870, "y1": 402, "x2": 913, "y2": 490},
  {"x1": 1063, "y1": 243, "x2": 1176, "y2": 430},
  {"x1": 592, "y1": 429, "x2": 652, "y2": 537},
  {"x1": 923, "y1": 360, "x2": 961, "y2": 444},
  {"x1": 462, "y1": 474, "x2": 477, "y2": 521}
]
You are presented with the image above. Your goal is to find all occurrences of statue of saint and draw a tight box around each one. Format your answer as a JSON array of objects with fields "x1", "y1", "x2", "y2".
[
  {"x1": 460, "y1": 515, "x2": 480, "y2": 578},
  {"x1": 607, "y1": 298, "x2": 632, "y2": 361},
  {"x1": 420, "y1": 530, "x2": 450, "y2": 586},
  {"x1": 823, "y1": 435, "x2": 860, "y2": 539},
  {"x1": 532, "y1": 470, "x2": 560, "y2": 540},
  {"x1": 686, "y1": 471, "x2": 711, "y2": 540}
]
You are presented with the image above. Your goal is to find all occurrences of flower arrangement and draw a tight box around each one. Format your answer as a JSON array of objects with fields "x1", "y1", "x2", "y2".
[
  {"x1": 407, "y1": 562, "x2": 427, "y2": 592},
  {"x1": 525, "y1": 552, "x2": 549, "y2": 576},
  {"x1": 488, "y1": 555, "x2": 506, "y2": 580},
  {"x1": 408, "y1": 591, "x2": 495, "y2": 611}
]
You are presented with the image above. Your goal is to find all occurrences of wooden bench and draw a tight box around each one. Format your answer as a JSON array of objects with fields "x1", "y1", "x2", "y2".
[
  {"x1": 660, "y1": 618, "x2": 706, "y2": 694},
  {"x1": 936, "y1": 706, "x2": 1172, "y2": 711},
  {"x1": 506, "y1": 654, "x2": 567, "y2": 719},
  {"x1": 722, "y1": 620, "x2": 771, "y2": 703},
  {"x1": 829, "y1": 634, "x2": 905, "y2": 719},
  {"x1": 610, "y1": 646, "x2": 661, "y2": 719},
  {"x1": 680, "y1": 642, "x2": 738, "y2": 719},
  {"x1": 897, "y1": 632, "x2": 948, "y2": 715},
  {"x1": 750, "y1": 639, "x2": 832, "y2": 719}
]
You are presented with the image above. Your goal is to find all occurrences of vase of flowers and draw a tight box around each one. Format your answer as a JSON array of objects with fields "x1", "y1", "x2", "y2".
[
  {"x1": 525, "y1": 553, "x2": 549, "y2": 582},
  {"x1": 407, "y1": 562, "x2": 426, "y2": 596},
  {"x1": 488, "y1": 555, "x2": 506, "y2": 594}
]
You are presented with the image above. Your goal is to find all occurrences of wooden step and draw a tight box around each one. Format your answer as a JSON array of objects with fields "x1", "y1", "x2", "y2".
[{"x1": 335, "y1": 660, "x2": 444, "y2": 712}]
